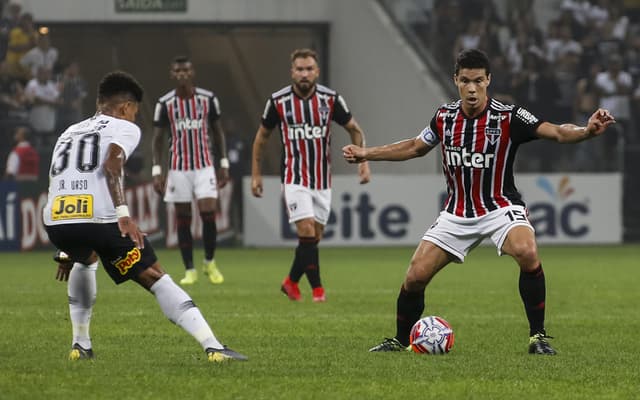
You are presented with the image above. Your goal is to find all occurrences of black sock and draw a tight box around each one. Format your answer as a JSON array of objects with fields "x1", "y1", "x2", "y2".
[
  {"x1": 176, "y1": 215, "x2": 194, "y2": 270},
  {"x1": 304, "y1": 239, "x2": 321, "y2": 289},
  {"x1": 396, "y1": 286, "x2": 425, "y2": 346},
  {"x1": 289, "y1": 236, "x2": 315, "y2": 282},
  {"x1": 200, "y1": 211, "x2": 217, "y2": 260},
  {"x1": 519, "y1": 264, "x2": 546, "y2": 336}
]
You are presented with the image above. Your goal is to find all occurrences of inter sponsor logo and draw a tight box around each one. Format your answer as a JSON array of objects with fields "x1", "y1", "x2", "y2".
[
  {"x1": 287, "y1": 123, "x2": 328, "y2": 140},
  {"x1": 175, "y1": 118, "x2": 203, "y2": 130},
  {"x1": 51, "y1": 195, "x2": 93, "y2": 220},
  {"x1": 444, "y1": 147, "x2": 494, "y2": 168},
  {"x1": 114, "y1": 247, "x2": 141, "y2": 275}
]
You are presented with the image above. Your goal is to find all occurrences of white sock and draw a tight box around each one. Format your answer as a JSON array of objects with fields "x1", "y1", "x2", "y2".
[
  {"x1": 150, "y1": 274, "x2": 223, "y2": 350},
  {"x1": 68, "y1": 261, "x2": 98, "y2": 349}
]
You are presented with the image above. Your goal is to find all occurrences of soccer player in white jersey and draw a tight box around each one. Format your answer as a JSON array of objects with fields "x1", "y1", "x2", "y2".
[
  {"x1": 151, "y1": 56, "x2": 229, "y2": 285},
  {"x1": 43, "y1": 71, "x2": 247, "y2": 362},
  {"x1": 343, "y1": 49, "x2": 616, "y2": 355}
]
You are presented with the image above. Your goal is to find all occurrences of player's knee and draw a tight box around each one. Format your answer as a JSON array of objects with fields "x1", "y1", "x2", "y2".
[{"x1": 509, "y1": 241, "x2": 538, "y2": 266}]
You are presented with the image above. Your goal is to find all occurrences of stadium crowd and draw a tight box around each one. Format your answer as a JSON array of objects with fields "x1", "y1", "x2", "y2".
[
  {"x1": 394, "y1": 0, "x2": 639, "y2": 172},
  {"x1": 0, "y1": 0, "x2": 87, "y2": 180}
]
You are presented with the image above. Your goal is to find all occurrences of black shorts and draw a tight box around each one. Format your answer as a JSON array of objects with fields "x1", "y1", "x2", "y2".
[{"x1": 45, "y1": 223, "x2": 158, "y2": 284}]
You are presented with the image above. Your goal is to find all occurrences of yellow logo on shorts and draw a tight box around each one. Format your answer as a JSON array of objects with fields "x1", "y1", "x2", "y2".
[
  {"x1": 51, "y1": 195, "x2": 93, "y2": 220},
  {"x1": 115, "y1": 247, "x2": 141, "y2": 275}
]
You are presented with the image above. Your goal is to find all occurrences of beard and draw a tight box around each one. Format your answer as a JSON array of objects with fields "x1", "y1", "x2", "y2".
[{"x1": 294, "y1": 80, "x2": 315, "y2": 96}]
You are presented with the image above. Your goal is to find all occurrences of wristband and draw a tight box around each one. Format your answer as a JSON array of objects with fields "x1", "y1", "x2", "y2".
[
  {"x1": 151, "y1": 165, "x2": 162, "y2": 177},
  {"x1": 220, "y1": 158, "x2": 230, "y2": 169},
  {"x1": 115, "y1": 205, "x2": 130, "y2": 218}
]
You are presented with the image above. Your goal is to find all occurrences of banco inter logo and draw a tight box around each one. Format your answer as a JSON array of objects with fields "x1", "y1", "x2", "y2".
[
  {"x1": 175, "y1": 118, "x2": 203, "y2": 130},
  {"x1": 444, "y1": 147, "x2": 494, "y2": 168},
  {"x1": 287, "y1": 123, "x2": 328, "y2": 140}
]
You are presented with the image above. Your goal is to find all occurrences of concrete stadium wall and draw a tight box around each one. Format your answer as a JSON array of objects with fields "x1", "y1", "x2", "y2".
[{"x1": 26, "y1": 0, "x2": 447, "y2": 173}]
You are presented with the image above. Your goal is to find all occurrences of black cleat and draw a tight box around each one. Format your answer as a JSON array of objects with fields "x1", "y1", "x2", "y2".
[
  {"x1": 206, "y1": 346, "x2": 248, "y2": 362},
  {"x1": 69, "y1": 343, "x2": 94, "y2": 360},
  {"x1": 369, "y1": 337, "x2": 408, "y2": 352},
  {"x1": 528, "y1": 333, "x2": 557, "y2": 355}
]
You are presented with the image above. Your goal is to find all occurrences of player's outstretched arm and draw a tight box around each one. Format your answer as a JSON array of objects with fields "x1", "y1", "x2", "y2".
[
  {"x1": 536, "y1": 108, "x2": 616, "y2": 143},
  {"x1": 251, "y1": 124, "x2": 272, "y2": 198},
  {"x1": 342, "y1": 117, "x2": 370, "y2": 184},
  {"x1": 343, "y1": 137, "x2": 433, "y2": 163}
]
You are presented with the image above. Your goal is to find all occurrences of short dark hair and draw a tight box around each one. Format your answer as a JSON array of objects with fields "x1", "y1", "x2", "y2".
[
  {"x1": 290, "y1": 48, "x2": 318, "y2": 64},
  {"x1": 172, "y1": 55, "x2": 191, "y2": 65},
  {"x1": 454, "y1": 49, "x2": 491, "y2": 75},
  {"x1": 97, "y1": 71, "x2": 143, "y2": 103}
]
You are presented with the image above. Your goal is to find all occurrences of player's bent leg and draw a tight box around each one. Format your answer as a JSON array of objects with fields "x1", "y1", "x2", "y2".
[
  {"x1": 371, "y1": 241, "x2": 453, "y2": 351},
  {"x1": 140, "y1": 265, "x2": 247, "y2": 361}
]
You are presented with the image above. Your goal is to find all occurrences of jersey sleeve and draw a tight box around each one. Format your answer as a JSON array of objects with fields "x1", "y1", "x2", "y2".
[
  {"x1": 261, "y1": 98, "x2": 280, "y2": 129},
  {"x1": 208, "y1": 95, "x2": 221, "y2": 123},
  {"x1": 511, "y1": 106, "x2": 543, "y2": 144},
  {"x1": 111, "y1": 122, "x2": 141, "y2": 160},
  {"x1": 332, "y1": 94, "x2": 353, "y2": 126},
  {"x1": 418, "y1": 115, "x2": 440, "y2": 146},
  {"x1": 153, "y1": 101, "x2": 168, "y2": 128}
]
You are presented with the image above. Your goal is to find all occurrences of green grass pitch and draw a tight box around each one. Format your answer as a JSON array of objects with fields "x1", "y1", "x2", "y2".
[{"x1": 0, "y1": 245, "x2": 638, "y2": 399}]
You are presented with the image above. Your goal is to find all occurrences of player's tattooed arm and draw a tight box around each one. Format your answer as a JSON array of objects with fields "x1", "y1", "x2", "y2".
[
  {"x1": 103, "y1": 143, "x2": 145, "y2": 248},
  {"x1": 103, "y1": 143, "x2": 126, "y2": 207}
]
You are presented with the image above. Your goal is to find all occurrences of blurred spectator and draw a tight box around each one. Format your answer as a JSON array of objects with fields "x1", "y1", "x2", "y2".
[
  {"x1": 0, "y1": 1, "x2": 21, "y2": 60},
  {"x1": 594, "y1": 54, "x2": 632, "y2": 170},
  {"x1": 0, "y1": 59, "x2": 27, "y2": 119},
  {"x1": 5, "y1": 12, "x2": 36, "y2": 81},
  {"x1": 488, "y1": 54, "x2": 514, "y2": 103},
  {"x1": 24, "y1": 66, "x2": 60, "y2": 151},
  {"x1": 19, "y1": 31, "x2": 58, "y2": 78},
  {"x1": 56, "y1": 61, "x2": 87, "y2": 131},
  {"x1": 4, "y1": 125, "x2": 39, "y2": 181},
  {"x1": 573, "y1": 63, "x2": 603, "y2": 169}
]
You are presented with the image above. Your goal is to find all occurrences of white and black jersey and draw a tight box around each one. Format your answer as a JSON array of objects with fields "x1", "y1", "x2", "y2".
[{"x1": 43, "y1": 114, "x2": 141, "y2": 225}]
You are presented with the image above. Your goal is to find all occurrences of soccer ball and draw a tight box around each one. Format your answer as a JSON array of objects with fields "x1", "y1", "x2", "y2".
[{"x1": 409, "y1": 316, "x2": 455, "y2": 354}]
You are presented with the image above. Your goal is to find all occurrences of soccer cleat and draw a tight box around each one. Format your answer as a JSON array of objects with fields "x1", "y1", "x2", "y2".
[
  {"x1": 206, "y1": 346, "x2": 248, "y2": 363},
  {"x1": 203, "y1": 260, "x2": 224, "y2": 284},
  {"x1": 179, "y1": 269, "x2": 198, "y2": 285},
  {"x1": 312, "y1": 287, "x2": 326, "y2": 302},
  {"x1": 528, "y1": 332, "x2": 557, "y2": 355},
  {"x1": 53, "y1": 249, "x2": 71, "y2": 263},
  {"x1": 280, "y1": 277, "x2": 301, "y2": 301},
  {"x1": 369, "y1": 337, "x2": 409, "y2": 352},
  {"x1": 69, "y1": 343, "x2": 94, "y2": 360}
]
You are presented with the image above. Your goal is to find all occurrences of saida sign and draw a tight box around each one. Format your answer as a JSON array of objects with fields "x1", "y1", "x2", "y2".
[{"x1": 115, "y1": 0, "x2": 187, "y2": 12}]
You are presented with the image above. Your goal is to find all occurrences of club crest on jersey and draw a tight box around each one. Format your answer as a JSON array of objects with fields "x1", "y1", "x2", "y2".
[
  {"x1": 318, "y1": 98, "x2": 330, "y2": 123},
  {"x1": 485, "y1": 127, "x2": 502, "y2": 144}
]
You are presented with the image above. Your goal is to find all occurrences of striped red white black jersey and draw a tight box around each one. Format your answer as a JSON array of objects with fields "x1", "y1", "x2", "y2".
[
  {"x1": 419, "y1": 98, "x2": 543, "y2": 218},
  {"x1": 153, "y1": 87, "x2": 221, "y2": 171},
  {"x1": 261, "y1": 84, "x2": 352, "y2": 189}
]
